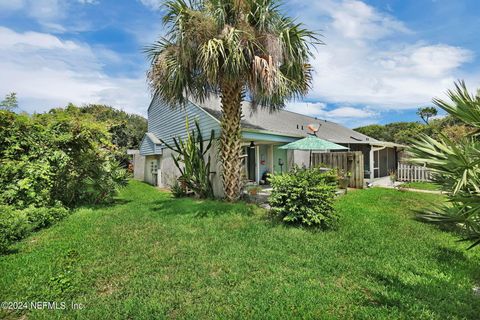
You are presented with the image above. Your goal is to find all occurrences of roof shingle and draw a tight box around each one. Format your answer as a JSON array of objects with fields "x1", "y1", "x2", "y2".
[{"x1": 195, "y1": 96, "x2": 381, "y2": 145}]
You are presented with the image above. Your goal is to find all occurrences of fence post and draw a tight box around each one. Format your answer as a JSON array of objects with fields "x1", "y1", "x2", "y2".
[
  {"x1": 312, "y1": 151, "x2": 364, "y2": 188},
  {"x1": 397, "y1": 162, "x2": 431, "y2": 182}
]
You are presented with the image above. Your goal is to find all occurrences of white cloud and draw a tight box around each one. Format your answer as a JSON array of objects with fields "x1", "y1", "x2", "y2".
[
  {"x1": 27, "y1": 0, "x2": 64, "y2": 21},
  {"x1": 0, "y1": 27, "x2": 150, "y2": 116},
  {"x1": 309, "y1": 40, "x2": 474, "y2": 108},
  {"x1": 2, "y1": 0, "x2": 478, "y2": 124},
  {"x1": 377, "y1": 44, "x2": 473, "y2": 78},
  {"x1": 326, "y1": 106, "x2": 377, "y2": 118},
  {"x1": 0, "y1": 0, "x2": 94, "y2": 33},
  {"x1": 285, "y1": 102, "x2": 327, "y2": 116},
  {"x1": 407, "y1": 45, "x2": 472, "y2": 77},
  {"x1": 328, "y1": 0, "x2": 410, "y2": 41},
  {"x1": 139, "y1": 0, "x2": 162, "y2": 10},
  {"x1": 0, "y1": 0, "x2": 25, "y2": 11},
  {"x1": 288, "y1": 0, "x2": 477, "y2": 110},
  {"x1": 0, "y1": 27, "x2": 79, "y2": 49},
  {"x1": 286, "y1": 101, "x2": 378, "y2": 127}
]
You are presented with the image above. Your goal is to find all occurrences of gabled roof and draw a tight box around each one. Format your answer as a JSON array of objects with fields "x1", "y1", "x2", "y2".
[
  {"x1": 193, "y1": 96, "x2": 395, "y2": 146},
  {"x1": 145, "y1": 132, "x2": 162, "y2": 144},
  {"x1": 139, "y1": 132, "x2": 162, "y2": 156}
]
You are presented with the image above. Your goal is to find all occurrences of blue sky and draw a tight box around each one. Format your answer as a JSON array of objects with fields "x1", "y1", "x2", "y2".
[{"x1": 0, "y1": 0, "x2": 479, "y2": 128}]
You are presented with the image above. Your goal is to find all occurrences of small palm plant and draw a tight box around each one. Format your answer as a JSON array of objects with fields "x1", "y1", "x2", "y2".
[
  {"x1": 160, "y1": 118, "x2": 215, "y2": 199},
  {"x1": 409, "y1": 81, "x2": 480, "y2": 249},
  {"x1": 145, "y1": 0, "x2": 320, "y2": 201}
]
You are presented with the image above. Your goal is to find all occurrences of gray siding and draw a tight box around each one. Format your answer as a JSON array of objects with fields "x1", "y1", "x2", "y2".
[
  {"x1": 139, "y1": 135, "x2": 161, "y2": 155},
  {"x1": 148, "y1": 95, "x2": 221, "y2": 147},
  {"x1": 139, "y1": 136, "x2": 155, "y2": 155}
]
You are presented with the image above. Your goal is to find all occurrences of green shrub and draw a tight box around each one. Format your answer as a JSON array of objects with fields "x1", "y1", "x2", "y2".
[
  {"x1": 0, "y1": 206, "x2": 29, "y2": 253},
  {"x1": 82, "y1": 160, "x2": 129, "y2": 204},
  {"x1": 170, "y1": 180, "x2": 187, "y2": 198},
  {"x1": 0, "y1": 109, "x2": 128, "y2": 208},
  {"x1": 0, "y1": 107, "x2": 128, "y2": 254},
  {"x1": 0, "y1": 204, "x2": 70, "y2": 254},
  {"x1": 269, "y1": 167, "x2": 338, "y2": 228},
  {"x1": 24, "y1": 204, "x2": 69, "y2": 230}
]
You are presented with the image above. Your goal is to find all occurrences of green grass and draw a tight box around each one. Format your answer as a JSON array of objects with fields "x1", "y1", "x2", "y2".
[
  {"x1": 1, "y1": 181, "x2": 479, "y2": 319},
  {"x1": 401, "y1": 181, "x2": 440, "y2": 191}
]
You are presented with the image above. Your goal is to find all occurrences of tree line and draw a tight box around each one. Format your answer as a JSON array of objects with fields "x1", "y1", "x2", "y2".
[{"x1": 354, "y1": 107, "x2": 475, "y2": 145}]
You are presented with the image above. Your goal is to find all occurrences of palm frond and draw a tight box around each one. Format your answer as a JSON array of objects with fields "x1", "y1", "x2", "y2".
[
  {"x1": 146, "y1": 0, "x2": 320, "y2": 109},
  {"x1": 410, "y1": 80, "x2": 480, "y2": 249},
  {"x1": 433, "y1": 80, "x2": 480, "y2": 134}
]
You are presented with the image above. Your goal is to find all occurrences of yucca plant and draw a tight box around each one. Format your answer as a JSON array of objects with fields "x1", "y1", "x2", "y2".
[
  {"x1": 161, "y1": 118, "x2": 215, "y2": 199},
  {"x1": 409, "y1": 81, "x2": 480, "y2": 249},
  {"x1": 145, "y1": 0, "x2": 320, "y2": 201}
]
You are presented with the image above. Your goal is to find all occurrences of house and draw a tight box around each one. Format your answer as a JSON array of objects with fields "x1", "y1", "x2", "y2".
[{"x1": 137, "y1": 94, "x2": 403, "y2": 196}]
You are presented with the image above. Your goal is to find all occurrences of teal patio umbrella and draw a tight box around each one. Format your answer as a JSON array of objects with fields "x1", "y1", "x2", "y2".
[{"x1": 279, "y1": 135, "x2": 349, "y2": 167}]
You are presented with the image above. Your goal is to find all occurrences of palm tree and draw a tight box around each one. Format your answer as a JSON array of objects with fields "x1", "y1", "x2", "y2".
[
  {"x1": 410, "y1": 81, "x2": 480, "y2": 249},
  {"x1": 145, "y1": 0, "x2": 320, "y2": 201}
]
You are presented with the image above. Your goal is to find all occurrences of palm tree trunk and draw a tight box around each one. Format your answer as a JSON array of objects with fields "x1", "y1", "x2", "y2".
[{"x1": 220, "y1": 81, "x2": 243, "y2": 201}]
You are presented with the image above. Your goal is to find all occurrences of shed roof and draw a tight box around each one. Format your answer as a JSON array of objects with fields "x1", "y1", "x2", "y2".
[
  {"x1": 139, "y1": 132, "x2": 162, "y2": 156},
  {"x1": 145, "y1": 132, "x2": 162, "y2": 144}
]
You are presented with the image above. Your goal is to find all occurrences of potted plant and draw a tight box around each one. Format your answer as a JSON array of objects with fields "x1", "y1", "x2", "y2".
[
  {"x1": 246, "y1": 185, "x2": 263, "y2": 196},
  {"x1": 337, "y1": 169, "x2": 351, "y2": 189},
  {"x1": 178, "y1": 176, "x2": 188, "y2": 190},
  {"x1": 389, "y1": 170, "x2": 397, "y2": 186}
]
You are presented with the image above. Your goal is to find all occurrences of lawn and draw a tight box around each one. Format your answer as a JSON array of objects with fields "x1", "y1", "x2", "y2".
[
  {"x1": 1, "y1": 181, "x2": 479, "y2": 319},
  {"x1": 401, "y1": 181, "x2": 441, "y2": 191}
]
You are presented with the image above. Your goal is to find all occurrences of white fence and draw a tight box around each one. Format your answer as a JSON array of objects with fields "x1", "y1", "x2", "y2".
[{"x1": 397, "y1": 162, "x2": 432, "y2": 182}]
